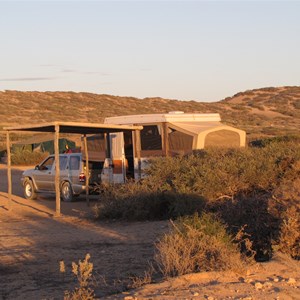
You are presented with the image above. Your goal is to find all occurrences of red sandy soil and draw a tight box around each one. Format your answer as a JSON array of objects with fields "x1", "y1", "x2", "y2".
[{"x1": 0, "y1": 166, "x2": 299, "y2": 300}]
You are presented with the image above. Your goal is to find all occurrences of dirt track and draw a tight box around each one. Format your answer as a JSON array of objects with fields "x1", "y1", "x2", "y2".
[
  {"x1": 0, "y1": 165, "x2": 24, "y2": 198},
  {"x1": 0, "y1": 165, "x2": 167, "y2": 299}
]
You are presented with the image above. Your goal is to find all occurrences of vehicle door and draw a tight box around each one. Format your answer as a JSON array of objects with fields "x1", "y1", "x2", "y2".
[
  {"x1": 49, "y1": 155, "x2": 69, "y2": 191},
  {"x1": 33, "y1": 156, "x2": 55, "y2": 191},
  {"x1": 68, "y1": 155, "x2": 81, "y2": 185}
]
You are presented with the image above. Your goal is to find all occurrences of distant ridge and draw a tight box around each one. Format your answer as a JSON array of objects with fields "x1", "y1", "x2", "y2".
[{"x1": 1, "y1": 86, "x2": 300, "y2": 139}]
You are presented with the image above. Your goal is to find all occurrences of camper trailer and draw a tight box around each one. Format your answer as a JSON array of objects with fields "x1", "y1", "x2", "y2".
[{"x1": 101, "y1": 112, "x2": 246, "y2": 184}]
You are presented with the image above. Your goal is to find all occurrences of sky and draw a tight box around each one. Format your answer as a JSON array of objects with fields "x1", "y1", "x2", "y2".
[{"x1": 0, "y1": 1, "x2": 300, "y2": 102}]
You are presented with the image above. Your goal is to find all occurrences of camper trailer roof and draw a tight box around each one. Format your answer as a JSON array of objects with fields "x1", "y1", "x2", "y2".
[{"x1": 105, "y1": 112, "x2": 221, "y2": 125}]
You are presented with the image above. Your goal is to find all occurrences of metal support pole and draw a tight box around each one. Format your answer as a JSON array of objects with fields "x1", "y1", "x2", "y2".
[
  {"x1": 83, "y1": 135, "x2": 90, "y2": 206},
  {"x1": 105, "y1": 133, "x2": 111, "y2": 159},
  {"x1": 54, "y1": 125, "x2": 61, "y2": 216},
  {"x1": 6, "y1": 131, "x2": 12, "y2": 209}
]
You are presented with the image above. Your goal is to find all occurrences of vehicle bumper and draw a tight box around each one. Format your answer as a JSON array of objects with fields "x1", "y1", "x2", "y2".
[{"x1": 72, "y1": 184, "x2": 87, "y2": 195}]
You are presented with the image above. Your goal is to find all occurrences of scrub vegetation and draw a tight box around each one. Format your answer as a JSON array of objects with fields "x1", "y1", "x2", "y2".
[
  {"x1": 10, "y1": 149, "x2": 49, "y2": 165},
  {"x1": 1, "y1": 86, "x2": 300, "y2": 140},
  {"x1": 95, "y1": 135, "x2": 300, "y2": 267},
  {"x1": 155, "y1": 213, "x2": 254, "y2": 277}
]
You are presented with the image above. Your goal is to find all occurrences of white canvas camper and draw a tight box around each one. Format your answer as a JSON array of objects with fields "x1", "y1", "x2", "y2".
[{"x1": 102, "y1": 112, "x2": 246, "y2": 183}]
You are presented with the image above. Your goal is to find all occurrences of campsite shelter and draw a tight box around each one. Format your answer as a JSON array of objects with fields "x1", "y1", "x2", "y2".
[
  {"x1": 3, "y1": 122, "x2": 142, "y2": 216},
  {"x1": 105, "y1": 112, "x2": 246, "y2": 157},
  {"x1": 12, "y1": 134, "x2": 76, "y2": 154}
]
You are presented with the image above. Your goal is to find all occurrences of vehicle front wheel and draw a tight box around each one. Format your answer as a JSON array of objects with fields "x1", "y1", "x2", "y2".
[
  {"x1": 61, "y1": 182, "x2": 73, "y2": 202},
  {"x1": 23, "y1": 180, "x2": 37, "y2": 200}
]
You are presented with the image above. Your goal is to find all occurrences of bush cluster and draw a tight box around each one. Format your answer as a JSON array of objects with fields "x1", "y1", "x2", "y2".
[
  {"x1": 143, "y1": 139, "x2": 300, "y2": 201},
  {"x1": 94, "y1": 136, "x2": 300, "y2": 263},
  {"x1": 94, "y1": 182, "x2": 206, "y2": 221}
]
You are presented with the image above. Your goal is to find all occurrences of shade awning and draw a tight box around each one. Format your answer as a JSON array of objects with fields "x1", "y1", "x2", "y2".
[{"x1": 4, "y1": 121, "x2": 143, "y2": 134}]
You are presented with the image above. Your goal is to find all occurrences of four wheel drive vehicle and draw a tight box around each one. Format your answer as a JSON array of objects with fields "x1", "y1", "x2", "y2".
[{"x1": 21, "y1": 153, "x2": 103, "y2": 202}]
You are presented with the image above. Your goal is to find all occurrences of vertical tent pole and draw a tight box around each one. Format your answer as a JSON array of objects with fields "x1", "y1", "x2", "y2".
[
  {"x1": 162, "y1": 122, "x2": 169, "y2": 157},
  {"x1": 83, "y1": 134, "x2": 90, "y2": 206},
  {"x1": 105, "y1": 133, "x2": 113, "y2": 183},
  {"x1": 134, "y1": 129, "x2": 142, "y2": 180},
  {"x1": 54, "y1": 124, "x2": 61, "y2": 216},
  {"x1": 6, "y1": 131, "x2": 12, "y2": 209}
]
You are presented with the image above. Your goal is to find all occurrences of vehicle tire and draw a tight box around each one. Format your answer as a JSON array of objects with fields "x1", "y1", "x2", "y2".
[
  {"x1": 61, "y1": 181, "x2": 73, "y2": 202},
  {"x1": 23, "y1": 180, "x2": 37, "y2": 200}
]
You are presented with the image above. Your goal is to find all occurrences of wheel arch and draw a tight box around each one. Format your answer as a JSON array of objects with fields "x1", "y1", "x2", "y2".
[
  {"x1": 60, "y1": 180, "x2": 74, "y2": 202},
  {"x1": 23, "y1": 176, "x2": 38, "y2": 191},
  {"x1": 60, "y1": 179, "x2": 72, "y2": 190}
]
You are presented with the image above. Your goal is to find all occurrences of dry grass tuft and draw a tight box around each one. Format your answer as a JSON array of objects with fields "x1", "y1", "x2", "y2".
[
  {"x1": 128, "y1": 268, "x2": 153, "y2": 289},
  {"x1": 63, "y1": 254, "x2": 96, "y2": 300},
  {"x1": 155, "y1": 213, "x2": 252, "y2": 277}
]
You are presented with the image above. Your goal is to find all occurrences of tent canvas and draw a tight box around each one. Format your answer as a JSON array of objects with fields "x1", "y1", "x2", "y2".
[
  {"x1": 13, "y1": 134, "x2": 76, "y2": 154},
  {"x1": 105, "y1": 113, "x2": 246, "y2": 156}
]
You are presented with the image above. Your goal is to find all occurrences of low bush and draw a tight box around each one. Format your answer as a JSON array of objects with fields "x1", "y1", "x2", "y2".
[
  {"x1": 209, "y1": 194, "x2": 277, "y2": 261},
  {"x1": 155, "y1": 213, "x2": 252, "y2": 277},
  {"x1": 94, "y1": 182, "x2": 205, "y2": 221},
  {"x1": 278, "y1": 207, "x2": 300, "y2": 260},
  {"x1": 272, "y1": 167, "x2": 300, "y2": 260},
  {"x1": 11, "y1": 149, "x2": 49, "y2": 165},
  {"x1": 250, "y1": 134, "x2": 300, "y2": 148},
  {"x1": 143, "y1": 139, "x2": 300, "y2": 201}
]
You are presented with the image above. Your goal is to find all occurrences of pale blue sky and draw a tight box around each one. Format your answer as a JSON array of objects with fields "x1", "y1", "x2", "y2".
[{"x1": 0, "y1": 1, "x2": 299, "y2": 102}]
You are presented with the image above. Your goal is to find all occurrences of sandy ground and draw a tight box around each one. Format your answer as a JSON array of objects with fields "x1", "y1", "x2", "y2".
[
  {"x1": 0, "y1": 166, "x2": 300, "y2": 300},
  {"x1": 119, "y1": 255, "x2": 300, "y2": 300},
  {"x1": 0, "y1": 165, "x2": 168, "y2": 299},
  {"x1": 0, "y1": 193, "x2": 168, "y2": 300}
]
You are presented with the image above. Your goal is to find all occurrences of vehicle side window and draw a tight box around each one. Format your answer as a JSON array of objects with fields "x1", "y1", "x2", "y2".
[
  {"x1": 69, "y1": 156, "x2": 80, "y2": 170},
  {"x1": 40, "y1": 157, "x2": 55, "y2": 170},
  {"x1": 60, "y1": 156, "x2": 68, "y2": 170}
]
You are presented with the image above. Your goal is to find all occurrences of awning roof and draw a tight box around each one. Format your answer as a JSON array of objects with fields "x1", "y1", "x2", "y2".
[{"x1": 4, "y1": 121, "x2": 143, "y2": 134}]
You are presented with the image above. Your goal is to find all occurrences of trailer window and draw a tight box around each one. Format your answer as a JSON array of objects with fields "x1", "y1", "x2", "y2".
[{"x1": 141, "y1": 125, "x2": 162, "y2": 151}]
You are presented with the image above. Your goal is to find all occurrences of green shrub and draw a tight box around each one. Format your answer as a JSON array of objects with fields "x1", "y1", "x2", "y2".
[
  {"x1": 95, "y1": 136, "x2": 300, "y2": 216},
  {"x1": 11, "y1": 149, "x2": 49, "y2": 165},
  {"x1": 143, "y1": 140, "x2": 300, "y2": 201},
  {"x1": 94, "y1": 182, "x2": 165, "y2": 220},
  {"x1": 94, "y1": 182, "x2": 205, "y2": 221},
  {"x1": 93, "y1": 137, "x2": 300, "y2": 262},
  {"x1": 155, "y1": 213, "x2": 251, "y2": 277}
]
